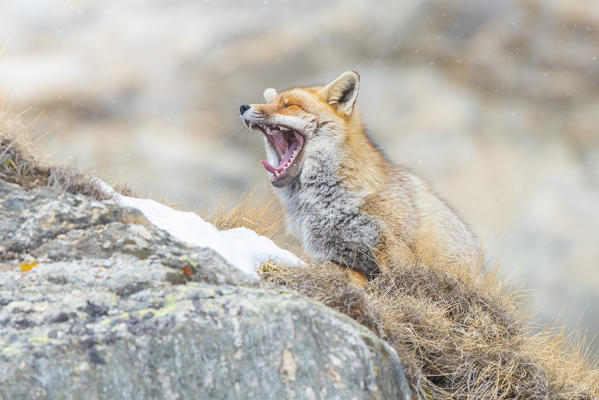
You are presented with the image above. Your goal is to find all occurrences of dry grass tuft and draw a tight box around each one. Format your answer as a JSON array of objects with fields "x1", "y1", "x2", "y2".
[
  {"x1": 204, "y1": 191, "x2": 304, "y2": 256},
  {"x1": 261, "y1": 261, "x2": 386, "y2": 339},
  {"x1": 0, "y1": 112, "x2": 114, "y2": 199}
]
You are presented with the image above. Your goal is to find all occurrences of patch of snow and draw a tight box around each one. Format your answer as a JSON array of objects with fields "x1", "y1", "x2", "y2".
[{"x1": 94, "y1": 179, "x2": 302, "y2": 278}]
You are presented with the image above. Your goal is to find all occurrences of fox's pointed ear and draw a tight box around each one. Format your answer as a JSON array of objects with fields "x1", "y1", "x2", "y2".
[
  {"x1": 322, "y1": 71, "x2": 360, "y2": 116},
  {"x1": 263, "y1": 88, "x2": 277, "y2": 103}
]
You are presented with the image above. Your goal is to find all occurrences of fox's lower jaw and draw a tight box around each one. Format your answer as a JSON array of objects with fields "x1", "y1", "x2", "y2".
[{"x1": 250, "y1": 122, "x2": 305, "y2": 187}]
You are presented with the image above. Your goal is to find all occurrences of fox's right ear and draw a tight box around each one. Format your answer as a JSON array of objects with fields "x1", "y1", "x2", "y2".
[
  {"x1": 321, "y1": 71, "x2": 360, "y2": 116},
  {"x1": 263, "y1": 88, "x2": 277, "y2": 103}
]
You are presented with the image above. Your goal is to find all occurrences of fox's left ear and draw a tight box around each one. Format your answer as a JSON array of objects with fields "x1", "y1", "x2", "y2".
[
  {"x1": 322, "y1": 71, "x2": 360, "y2": 116},
  {"x1": 263, "y1": 88, "x2": 277, "y2": 103}
]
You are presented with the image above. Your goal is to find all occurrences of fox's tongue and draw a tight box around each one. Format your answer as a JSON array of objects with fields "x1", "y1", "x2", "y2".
[
  {"x1": 261, "y1": 160, "x2": 277, "y2": 173},
  {"x1": 261, "y1": 140, "x2": 300, "y2": 175}
]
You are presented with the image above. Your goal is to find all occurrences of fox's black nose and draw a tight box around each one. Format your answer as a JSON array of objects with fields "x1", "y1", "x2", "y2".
[{"x1": 240, "y1": 104, "x2": 250, "y2": 115}]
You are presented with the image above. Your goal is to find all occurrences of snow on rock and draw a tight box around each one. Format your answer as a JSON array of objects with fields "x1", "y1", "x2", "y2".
[{"x1": 94, "y1": 179, "x2": 303, "y2": 278}]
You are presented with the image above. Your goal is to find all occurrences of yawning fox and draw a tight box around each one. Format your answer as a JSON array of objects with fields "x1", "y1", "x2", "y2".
[{"x1": 240, "y1": 71, "x2": 481, "y2": 280}]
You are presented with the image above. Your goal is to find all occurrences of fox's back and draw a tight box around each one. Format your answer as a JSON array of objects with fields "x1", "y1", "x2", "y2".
[{"x1": 376, "y1": 168, "x2": 481, "y2": 268}]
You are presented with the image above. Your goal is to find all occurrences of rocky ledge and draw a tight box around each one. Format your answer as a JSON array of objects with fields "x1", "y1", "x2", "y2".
[{"x1": 0, "y1": 180, "x2": 411, "y2": 400}]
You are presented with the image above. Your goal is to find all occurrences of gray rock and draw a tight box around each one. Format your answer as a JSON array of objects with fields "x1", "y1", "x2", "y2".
[
  {"x1": 0, "y1": 180, "x2": 411, "y2": 400},
  {"x1": 0, "y1": 180, "x2": 255, "y2": 287}
]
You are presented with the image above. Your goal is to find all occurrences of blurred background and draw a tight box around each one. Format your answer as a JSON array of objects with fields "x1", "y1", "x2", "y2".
[{"x1": 1, "y1": 0, "x2": 598, "y2": 351}]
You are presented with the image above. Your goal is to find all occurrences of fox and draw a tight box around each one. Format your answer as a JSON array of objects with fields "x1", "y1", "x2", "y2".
[{"x1": 240, "y1": 71, "x2": 481, "y2": 282}]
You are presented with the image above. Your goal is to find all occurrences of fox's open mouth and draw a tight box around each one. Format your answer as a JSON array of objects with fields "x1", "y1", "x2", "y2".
[{"x1": 250, "y1": 122, "x2": 305, "y2": 184}]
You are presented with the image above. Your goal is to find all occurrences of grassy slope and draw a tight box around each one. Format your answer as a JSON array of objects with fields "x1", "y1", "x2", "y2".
[{"x1": 2, "y1": 114, "x2": 597, "y2": 399}]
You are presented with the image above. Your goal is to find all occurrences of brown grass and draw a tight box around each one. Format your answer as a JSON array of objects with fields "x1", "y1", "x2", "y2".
[
  {"x1": 0, "y1": 112, "x2": 125, "y2": 200},
  {"x1": 0, "y1": 115, "x2": 101, "y2": 198},
  {"x1": 261, "y1": 263, "x2": 599, "y2": 399},
  {"x1": 204, "y1": 191, "x2": 304, "y2": 257}
]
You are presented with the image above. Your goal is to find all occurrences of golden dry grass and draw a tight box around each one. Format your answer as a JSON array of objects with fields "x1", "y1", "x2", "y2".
[
  {"x1": 0, "y1": 112, "x2": 113, "y2": 199},
  {"x1": 262, "y1": 262, "x2": 599, "y2": 399},
  {"x1": 204, "y1": 191, "x2": 305, "y2": 257}
]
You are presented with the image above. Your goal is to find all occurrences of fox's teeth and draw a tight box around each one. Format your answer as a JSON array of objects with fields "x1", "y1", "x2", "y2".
[{"x1": 284, "y1": 156, "x2": 294, "y2": 169}]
